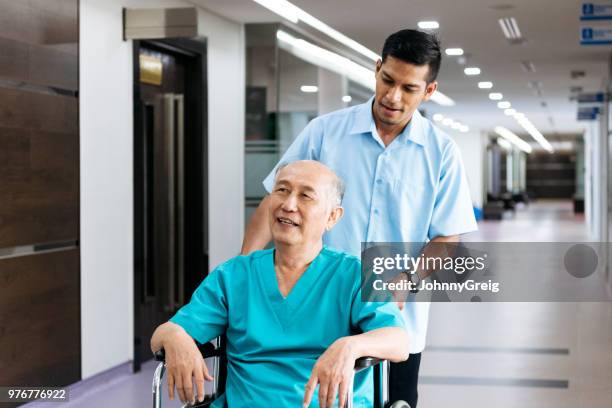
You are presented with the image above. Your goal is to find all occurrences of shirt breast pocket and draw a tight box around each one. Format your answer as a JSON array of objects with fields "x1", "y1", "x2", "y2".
[{"x1": 390, "y1": 179, "x2": 434, "y2": 240}]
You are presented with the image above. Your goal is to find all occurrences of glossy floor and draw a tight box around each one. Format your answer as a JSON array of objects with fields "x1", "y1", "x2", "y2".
[{"x1": 421, "y1": 200, "x2": 612, "y2": 407}]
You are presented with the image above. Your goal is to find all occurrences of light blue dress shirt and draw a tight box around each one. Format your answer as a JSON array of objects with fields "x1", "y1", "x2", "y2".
[
  {"x1": 171, "y1": 247, "x2": 405, "y2": 407},
  {"x1": 263, "y1": 97, "x2": 477, "y2": 352}
]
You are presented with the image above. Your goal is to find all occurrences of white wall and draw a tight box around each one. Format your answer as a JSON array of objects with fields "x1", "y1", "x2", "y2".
[
  {"x1": 452, "y1": 132, "x2": 485, "y2": 210},
  {"x1": 80, "y1": 0, "x2": 244, "y2": 379}
]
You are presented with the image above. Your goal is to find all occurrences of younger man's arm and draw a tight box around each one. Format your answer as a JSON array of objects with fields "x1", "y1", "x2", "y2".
[{"x1": 241, "y1": 195, "x2": 272, "y2": 254}]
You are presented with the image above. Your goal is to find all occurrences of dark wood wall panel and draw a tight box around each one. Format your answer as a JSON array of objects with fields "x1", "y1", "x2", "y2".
[
  {"x1": 0, "y1": 90, "x2": 78, "y2": 248},
  {"x1": 0, "y1": 1, "x2": 78, "y2": 91},
  {"x1": 0, "y1": 88, "x2": 78, "y2": 132},
  {"x1": 0, "y1": 128, "x2": 78, "y2": 247},
  {"x1": 0, "y1": 249, "x2": 80, "y2": 386},
  {"x1": 0, "y1": 0, "x2": 81, "y2": 389}
]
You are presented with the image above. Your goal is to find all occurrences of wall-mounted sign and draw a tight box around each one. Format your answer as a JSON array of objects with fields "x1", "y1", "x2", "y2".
[
  {"x1": 578, "y1": 106, "x2": 600, "y2": 120},
  {"x1": 577, "y1": 92, "x2": 607, "y2": 103},
  {"x1": 580, "y1": 26, "x2": 612, "y2": 44},
  {"x1": 581, "y1": 3, "x2": 612, "y2": 20},
  {"x1": 139, "y1": 54, "x2": 163, "y2": 85}
]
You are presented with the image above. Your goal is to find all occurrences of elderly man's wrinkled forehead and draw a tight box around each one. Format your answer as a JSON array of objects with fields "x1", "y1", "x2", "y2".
[{"x1": 274, "y1": 161, "x2": 344, "y2": 204}]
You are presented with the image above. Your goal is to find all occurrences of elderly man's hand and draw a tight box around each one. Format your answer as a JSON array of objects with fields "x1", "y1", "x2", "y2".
[
  {"x1": 163, "y1": 329, "x2": 214, "y2": 405},
  {"x1": 303, "y1": 337, "x2": 356, "y2": 408}
]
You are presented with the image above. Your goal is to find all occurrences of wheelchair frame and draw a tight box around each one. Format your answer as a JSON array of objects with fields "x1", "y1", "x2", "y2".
[{"x1": 151, "y1": 338, "x2": 398, "y2": 408}]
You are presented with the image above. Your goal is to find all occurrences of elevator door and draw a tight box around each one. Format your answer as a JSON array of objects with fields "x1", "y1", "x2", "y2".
[{"x1": 134, "y1": 41, "x2": 207, "y2": 370}]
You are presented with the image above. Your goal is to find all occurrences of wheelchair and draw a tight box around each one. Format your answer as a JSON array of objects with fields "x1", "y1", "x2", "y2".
[{"x1": 152, "y1": 338, "x2": 410, "y2": 408}]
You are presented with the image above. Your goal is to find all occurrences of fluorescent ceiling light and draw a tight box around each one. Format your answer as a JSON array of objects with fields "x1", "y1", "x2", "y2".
[
  {"x1": 433, "y1": 113, "x2": 444, "y2": 122},
  {"x1": 494, "y1": 126, "x2": 532, "y2": 153},
  {"x1": 277, "y1": 30, "x2": 375, "y2": 91},
  {"x1": 418, "y1": 21, "x2": 439, "y2": 29},
  {"x1": 430, "y1": 90, "x2": 455, "y2": 106},
  {"x1": 445, "y1": 48, "x2": 464, "y2": 56},
  {"x1": 300, "y1": 85, "x2": 318, "y2": 93},
  {"x1": 464, "y1": 67, "x2": 481, "y2": 76},
  {"x1": 342, "y1": 95, "x2": 352, "y2": 103},
  {"x1": 256, "y1": 0, "x2": 380, "y2": 61},
  {"x1": 489, "y1": 92, "x2": 503, "y2": 100},
  {"x1": 253, "y1": 0, "x2": 299, "y2": 23},
  {"x1": 478, "y1": 81, "x2": 493, "y2": 89},
  {"x1": 513, "y1": 115, "x2": 554, "y2": 153},
  {"x1": 497, "y1": 101, "x2": 511, "y2": 109},
  {"x1": 442, "y1": 118, "x2": 453, "y2": 126},
  {"x1": 497, "y1": 137, "x2": 512, "y2": 150},
  {"x1": 498, "y1": 17, "x2": 522, "y2": 40},
  {"x1": 276, "y1": 30, "x2": 455, "y2": 107},
  {"x1": 504, "y1": 108, "x2": 516, "y2": 116}
]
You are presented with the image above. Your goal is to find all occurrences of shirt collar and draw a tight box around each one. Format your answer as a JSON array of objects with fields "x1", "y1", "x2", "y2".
[{"x1": 350, "y1": 96, "x2": 426, "y2": 147}]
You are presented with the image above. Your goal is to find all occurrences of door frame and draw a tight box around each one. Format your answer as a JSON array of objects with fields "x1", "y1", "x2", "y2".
[{"x1": 132, "y1": 38, "x2": 208, "y2": 371}]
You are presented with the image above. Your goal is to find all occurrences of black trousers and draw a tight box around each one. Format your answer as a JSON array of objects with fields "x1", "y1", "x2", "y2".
[{"x1": 389, "y1": 353, "x2": 421, "y2": 408}]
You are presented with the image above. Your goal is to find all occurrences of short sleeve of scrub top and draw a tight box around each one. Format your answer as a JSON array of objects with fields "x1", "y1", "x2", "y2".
[{"x1": 170, "y1": 263, "x2": 229, "y2": 344}]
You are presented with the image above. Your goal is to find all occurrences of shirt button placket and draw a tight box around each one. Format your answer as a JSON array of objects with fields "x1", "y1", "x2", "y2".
[{"x1": 368, "y1": 152, "x2": 386, "y2": 240}]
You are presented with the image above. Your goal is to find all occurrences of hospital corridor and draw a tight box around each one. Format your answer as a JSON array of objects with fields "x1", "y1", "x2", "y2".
[{"x1": 1, "y1": 1, "x2": 612, "y2": 407}]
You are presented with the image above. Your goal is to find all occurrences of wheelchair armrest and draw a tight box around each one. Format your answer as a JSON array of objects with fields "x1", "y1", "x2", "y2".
[
  {"x1": 354, "y1": 356, "x2": 383, "y2": 372},
  {"x1": 154, "y1": 341, "x2": 221, "y2": 362}
]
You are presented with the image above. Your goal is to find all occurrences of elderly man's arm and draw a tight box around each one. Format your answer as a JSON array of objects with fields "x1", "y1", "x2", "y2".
[
  {"x1": 151, "y1": 322, "x2": 213, "y2": 405},
  {"x1": 241, "y1": 195, "x2": 272, "y2": 254},
  {"x1": 303, "y1": 326, "x2": 408, "y2": 408}
]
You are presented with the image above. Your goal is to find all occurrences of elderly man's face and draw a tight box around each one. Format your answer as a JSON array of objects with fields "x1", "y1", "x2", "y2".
[{"x1": 268, "y1": 161, "x2": 342, "y2": 247}]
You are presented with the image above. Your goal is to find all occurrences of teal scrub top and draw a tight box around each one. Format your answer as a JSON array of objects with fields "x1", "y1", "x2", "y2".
[{"x1": 170, "y1": 247, "x2": 405, "y2": 408}]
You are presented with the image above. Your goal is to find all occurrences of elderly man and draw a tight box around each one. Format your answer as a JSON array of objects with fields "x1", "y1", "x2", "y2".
[
  {"x1": 242, "y1": 29, "x2": 478, "y2": 407},
  {"x1": 151, "y1": 160, "x2": 408, "y2": 408}
]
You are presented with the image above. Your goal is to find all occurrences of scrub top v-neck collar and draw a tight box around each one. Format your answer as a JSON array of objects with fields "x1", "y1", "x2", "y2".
[{"x1": 261, "y1": 248, "x2": 325, "y2": 328}]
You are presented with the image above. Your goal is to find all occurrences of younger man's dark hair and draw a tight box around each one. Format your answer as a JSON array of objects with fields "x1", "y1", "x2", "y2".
[{"x1": 381, "y1": 29, "x2": 442, "y2": 83}]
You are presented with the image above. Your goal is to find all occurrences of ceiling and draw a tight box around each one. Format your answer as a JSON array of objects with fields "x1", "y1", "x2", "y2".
[{"x1": 192, "y1": 0, "x2": 610, "y2": 137}]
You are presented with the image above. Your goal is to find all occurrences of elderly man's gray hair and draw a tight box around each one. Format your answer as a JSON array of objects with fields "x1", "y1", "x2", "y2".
[{"x1": 274, "y1": 161, "x2": 345, "y2": 206}]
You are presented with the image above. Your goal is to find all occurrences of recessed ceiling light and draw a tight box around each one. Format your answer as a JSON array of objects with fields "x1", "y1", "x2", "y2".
[
  {"x1": 451, "y1": 122, "x2": 462, "y2": 129},
  {"x1": 504, "y1": 108, "x2": 516, "y2": 116},
  {"x1": 521, "y1": 61, "x2": 536, "y2": 73},
  {"x1": 445, "y1": 48, "x2": 464, "y2": 56},
  {"x1": 433, "y1": 113, "x2": 444, "y2": 122},
  {"x1": 478, "y1": 81, "x2": 493, "y2": 89},
  {"x1": 300, "y1": 85, "x2": 318, "y2": 93},
  {"x1": 460, "y1": 125, "x2": 469, "y2": 133},
  {"x1": 418, "y1": 21, "x2": 439, "y2": 29},
  {"x1": 464, "y1": 67, "x2": 481, "y2": 76},
  {"x1": 489, "y1": 92, "x2": 503, "y2": 100},
  {"x1": 342, "y1": 95, "x2": 352, "y2": 103},
  {"x1": 442, "y1": 118, "x2": 453, "y2": 126},
  {"x1": 498, "y1": 17, "x2": 525, "y2": 44},
  {"x1": 497, "y1": 101, "x2": 511, "y2": 109}
]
